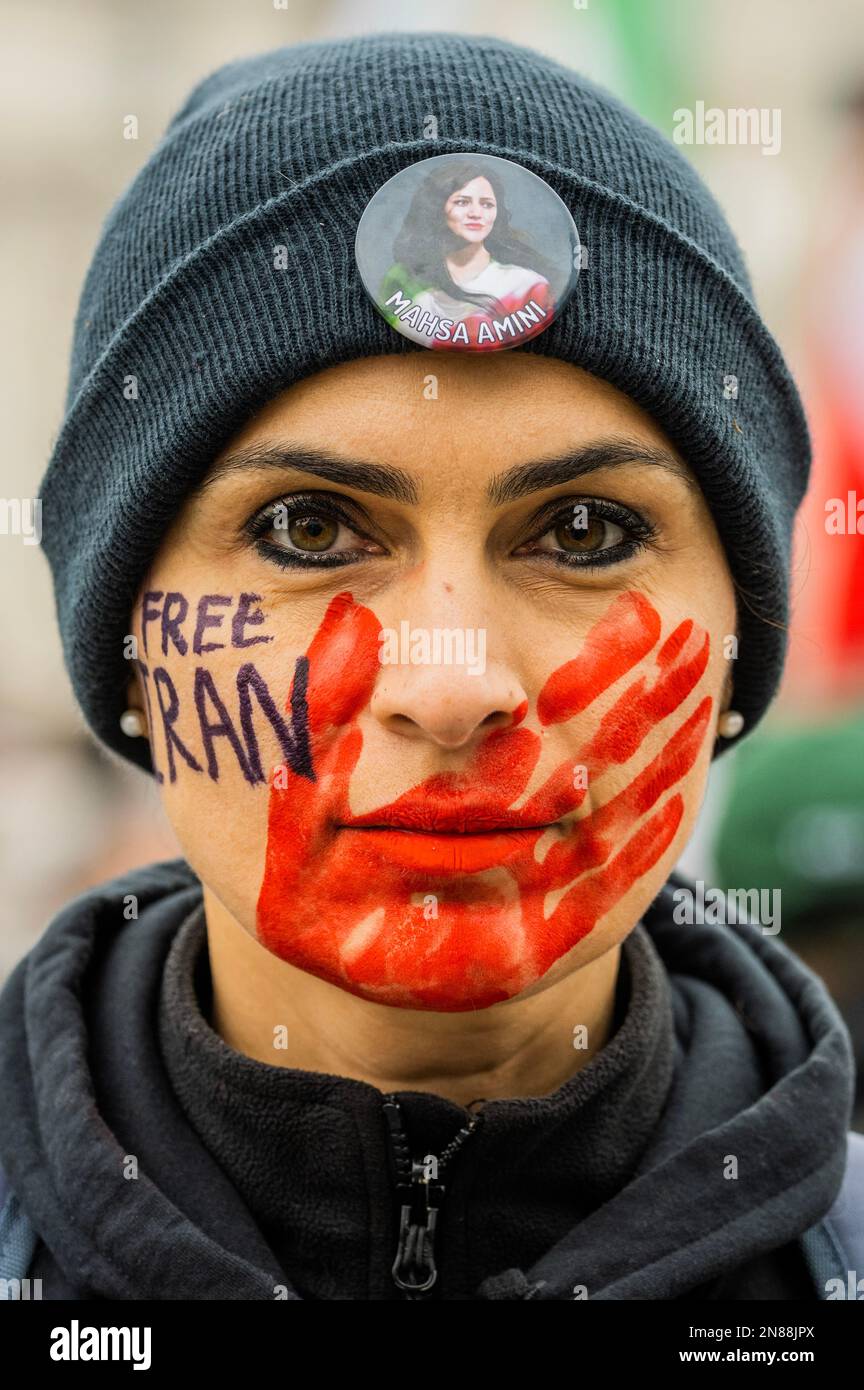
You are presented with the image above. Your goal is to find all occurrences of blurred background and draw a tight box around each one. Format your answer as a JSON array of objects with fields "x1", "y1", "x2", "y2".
[{"x1": 2, "y1": 0, "x2": 863, "y2": 1121}]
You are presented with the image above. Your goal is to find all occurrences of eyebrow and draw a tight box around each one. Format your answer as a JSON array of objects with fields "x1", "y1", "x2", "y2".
[{"x1": 197, "y1": 439, "x2": 698, "y2": 506}]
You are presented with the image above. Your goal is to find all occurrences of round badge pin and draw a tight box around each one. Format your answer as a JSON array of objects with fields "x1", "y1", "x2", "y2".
[{"x1": 355, "y1": 152, "x2": 580, "y2": 352}]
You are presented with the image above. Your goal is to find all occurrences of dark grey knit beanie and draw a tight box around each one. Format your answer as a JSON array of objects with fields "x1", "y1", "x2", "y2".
[{"x1": 39, "y1": 31, "x2": 811, "y2": 774}]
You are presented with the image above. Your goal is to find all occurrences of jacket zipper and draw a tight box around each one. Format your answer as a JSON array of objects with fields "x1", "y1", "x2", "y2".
[{"x1": 382, "y1": 1094, "x2": 484, "y2": 1300}]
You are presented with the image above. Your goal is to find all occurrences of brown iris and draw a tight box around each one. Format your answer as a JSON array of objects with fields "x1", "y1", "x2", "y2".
[
  {"x1": 554, "y1": 514, "x2": 607, "y2": 552},
  {"x1": 288, "y1": 515, "x2": 338, "y2": 551}
]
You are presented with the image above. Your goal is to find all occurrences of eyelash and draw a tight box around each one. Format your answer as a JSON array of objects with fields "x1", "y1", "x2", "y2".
[{"x1": 244, "y1": 492, "x2": 657, "y2": 572}]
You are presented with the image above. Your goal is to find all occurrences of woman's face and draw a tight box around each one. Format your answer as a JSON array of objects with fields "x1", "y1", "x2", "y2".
[
  {"x1": 444, "y1": 176, "x2": 497, "y2": 244},
  {"x1": 128, "y1": 354, "x2": 736, "y2": 1012}
]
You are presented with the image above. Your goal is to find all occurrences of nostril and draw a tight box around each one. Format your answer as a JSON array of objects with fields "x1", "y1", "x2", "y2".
[{"x1": 480, "y1": 709, "x2": 516, "y2": 729}]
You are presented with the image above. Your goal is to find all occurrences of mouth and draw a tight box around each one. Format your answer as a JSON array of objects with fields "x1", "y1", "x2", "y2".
[{"x1": 335, "y1": 822, "x2": 557, "y2": 873}]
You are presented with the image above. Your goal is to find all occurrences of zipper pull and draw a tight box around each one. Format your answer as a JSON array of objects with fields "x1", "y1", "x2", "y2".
[
  {"x1": 382, "y1": 1095, "x2": 484, "y2": 1300},
  {"x1": 391, "y1": 1157, "x2": 444, "y2": 1297}
]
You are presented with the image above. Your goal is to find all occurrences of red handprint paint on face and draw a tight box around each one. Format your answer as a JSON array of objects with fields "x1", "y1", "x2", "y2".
[{"x1": 256, "y1": 590, "x2": 712, "y2": 1011}]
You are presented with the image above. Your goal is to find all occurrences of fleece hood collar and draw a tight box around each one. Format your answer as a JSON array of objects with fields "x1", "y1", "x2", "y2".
[{"x1": 0, "y1": 859, "x2": 854, "y2": 1300}]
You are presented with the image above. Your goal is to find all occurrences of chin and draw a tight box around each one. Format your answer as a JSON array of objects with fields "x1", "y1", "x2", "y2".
[{"x1": 255, "y1": 890, "x2": 597, "y2": 1014}]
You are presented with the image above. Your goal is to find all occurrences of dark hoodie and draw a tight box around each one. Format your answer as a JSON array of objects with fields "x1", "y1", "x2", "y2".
[{"x1": 0, "y1": 859, "x2": 854, "y2": 1300}]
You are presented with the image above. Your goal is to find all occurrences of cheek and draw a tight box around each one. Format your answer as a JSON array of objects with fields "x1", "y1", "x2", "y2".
[
  {"x1": 575, "y1": 600, "x2": 728, "y2": 843},
  {"x1": 145, "y1": 650, "x2": 281, "y2": 923},
  {"x1": 502, "y1": 603, "x2": 724, "y2": 988},
  {"x1": 572, "y1": 620, "x2": 726, "y2": 806},
  {"x1": 132, "y1": 588, "x2": 310, "y2": 920}
]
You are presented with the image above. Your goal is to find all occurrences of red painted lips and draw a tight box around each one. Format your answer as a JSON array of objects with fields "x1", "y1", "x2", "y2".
[
  {"x1": 256, "y1": 589, "x2": 712, "y2": 1011},
  {"x1": 337, "y1": 826, "x2": 550, "y2": 874}
]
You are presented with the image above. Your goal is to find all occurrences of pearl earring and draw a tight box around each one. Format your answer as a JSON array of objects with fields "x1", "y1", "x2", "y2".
[
  {"x1": 718, "y1": 709, "x2": 744, "y2": 738},
  {"x1": 120, "y1": 708, "x2": 148, "y2": 738}
]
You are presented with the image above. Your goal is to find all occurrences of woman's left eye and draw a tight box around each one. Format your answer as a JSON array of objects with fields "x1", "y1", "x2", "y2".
[{"x1": 513, "y1": 501, "x2": 655, "y2": 569}]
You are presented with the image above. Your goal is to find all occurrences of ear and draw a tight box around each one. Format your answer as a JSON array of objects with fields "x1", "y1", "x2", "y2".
[
  {"x1": 125, "y1": 670, "x2": 151, "y2": 736},
  {"x1": 719, "y1": 659, "x2": 735, "y2": 714}
]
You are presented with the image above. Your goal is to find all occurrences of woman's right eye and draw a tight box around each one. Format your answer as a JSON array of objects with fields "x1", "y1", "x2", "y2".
[{"x1": 246, "y1": 495, "x2": 385, "y2": 570}]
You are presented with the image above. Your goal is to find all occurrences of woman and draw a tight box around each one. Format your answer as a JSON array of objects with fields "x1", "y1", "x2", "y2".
[
  {"x1": 0, "y1": 31, "x2": 859, "y2": 1303},
  {"x1": 378, "y1": 161, "x2": 556, "y2": 350}
]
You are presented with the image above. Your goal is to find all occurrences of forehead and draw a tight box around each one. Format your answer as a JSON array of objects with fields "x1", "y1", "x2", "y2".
[
  {"x1": 447, "y1": 176, "x2": 495, "y2": 201},
  {"x1": 216, "y1": 354, "x2": 682, "y2": 468}
]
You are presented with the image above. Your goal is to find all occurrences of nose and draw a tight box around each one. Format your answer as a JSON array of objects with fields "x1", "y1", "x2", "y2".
[{"x1": 369, "y1": 637, "x2": 528, "y2": 750}]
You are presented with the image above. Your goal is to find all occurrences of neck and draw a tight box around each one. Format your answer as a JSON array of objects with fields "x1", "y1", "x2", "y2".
[
  {"x1": 446, "y1": 242, "x2": 491, "y2": 285},
  {"x1": 203, "y1": 885, "x2": 622, "y2": 1106}
]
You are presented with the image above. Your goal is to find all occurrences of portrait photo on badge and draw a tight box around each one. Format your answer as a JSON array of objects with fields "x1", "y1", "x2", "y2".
[{"x1": 355, "y1": 152, "x2": 581, "y2": 352}]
